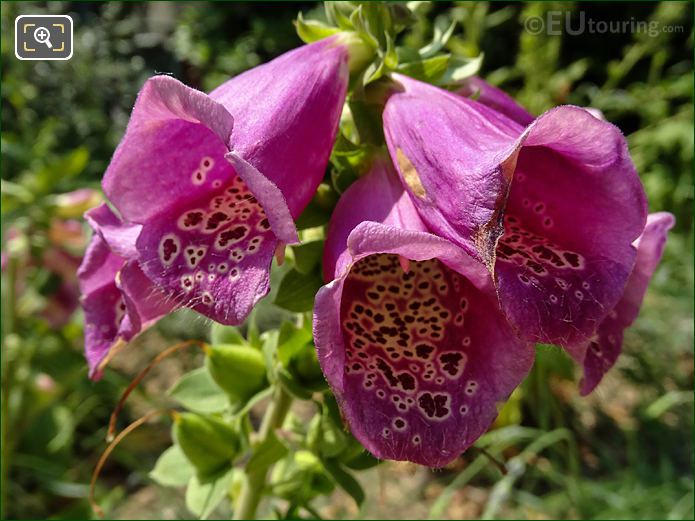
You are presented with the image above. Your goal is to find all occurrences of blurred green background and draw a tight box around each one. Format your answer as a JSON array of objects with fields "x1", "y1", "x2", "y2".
[{"x1": 1, "y1": 1, "x2": 692, "y2": 519}]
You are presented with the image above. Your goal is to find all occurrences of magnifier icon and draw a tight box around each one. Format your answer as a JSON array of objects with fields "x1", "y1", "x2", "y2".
[{"x1": 33, "y1": 26, "x2": 52, "y2": 49}]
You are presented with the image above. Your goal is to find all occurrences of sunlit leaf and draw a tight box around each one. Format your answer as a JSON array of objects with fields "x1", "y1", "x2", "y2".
[
  {"x1": 168, "y1": 367, "x2": 229, "y2": 414},
  {"x1": 150, "y1": 445, "x2": 195, "y2": 488}
]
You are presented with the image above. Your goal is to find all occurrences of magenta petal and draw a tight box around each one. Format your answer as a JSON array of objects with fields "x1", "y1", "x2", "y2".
[
  {"x1": 210, "y1": 37, "x2": 348, "y2": 217},
  {"x1": 103, "y1": 76, "x2": 236, "y2": 224},
  {"x1": 134, "y1": 175, "x2": 277, "y2": 325},
  {"x1": 224, "y1": 152, "x2": 298, "y2": 246},
  {"x1": 385, "y1": 75, "x2": 647, "y2": 348},
  {"x1": 384, "y1": 73, "x2": 521, "y2": 265},
  {"x1": 456, "y1": 76, "x2": 534, "y2": 126},
  {"x1": 577, "y1": 212, "x2": 675, "y2": 395},
  {"x1": 79, "y1": 207, "x2": 174, "y2": 379},
  {"x1": 495, "y1": 106, "x2": 647, "y2": 346},
  {"x1": 314, "y1": 162, "x2": 534, "y2": 467},
  {"x1": 100, "y1": 39, "x2": 348, "y2": 325},
  {"x1": 78, "y1": 233, "x2": 127, "y2": 378},
  {"x1": 85, "y1": 203, "x2": 141, "y2": 259},
  {"x1": 323, "y1": 158, "x2": 428, "y2": 281},
  {"x1": 116, "y1": 260, "x2": 175, "y2": 340}
]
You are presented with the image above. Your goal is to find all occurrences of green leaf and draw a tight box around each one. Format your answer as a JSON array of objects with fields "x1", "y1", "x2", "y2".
[
  {"x1": 390, "y1": 3, "x2": 417, "y2": 32},
  {"x1": 168, "y1": 367, "x2": 229, "y2": 414},
  {"x1": 349, "y1": 6, "x2": 379, "y2": 49},
  {"x1": 274, "y1": 268, "x2": 323, "y2": 313},
  {"x1": 271, "y1": 451, "x2": 335, "y2": 504},
  {"x1": 382, "y1": 32, "x2": 398, "y2": 70},
  {"x1": 397, "y1": 54, "x2": 450, "y2": 83},
  {"x1": 332, "y1": 132, "x2": 364, "y2": 156},
  {"x1": 437, "y1": 54, "x2": 483, "y2": 85},
  {"x1": 277, "y1": 367, "x2": 314, "y2": 400},
  {"x1": 289, "y1": 345, "x2": 327, "y2": 392},
  {"x1": 347, "y1": 100, "x2": 385, "y2": 145},
  {"x1": 292, "y1": 241, "x2": 325, "y2": 275},
  {"x1": 331, "y1": 165, "x2": 359, "y2": 194},
  {"x1": 342, "y1": 450, "x2": 381, "y2": 470},
  {"x1": 246, "y1": 430, "x2": 289, "y2": 470},
  {"x1": 185, "y1": 467, "x2": 235, "y2": 519},
  {"x1": 261, "y1": 329, "x2": 280, "y2": 383},
  {"x1": 360, "y1": 3, "x2": 393, "y2": 48},
  {"x1": 323, "y1": 394, "x2": 343, "y2": 427},
  {"x1": 362, "y1": 58, "x2": 387, "y2": 85},
  {"x1": 295, "y1": 200, "x2": 332, "y2": 230},
  {"x1": 322, "y1": 458, "x2": 365, "y2": 507},
  {"x1": 277, "y1": 321, "x2": 313, "y2": 367},
  {"x1": 325, "y1": 2, "x2": 354, "y2": 31},
  {"x1": 150, "y1": 445, "x2": 195, "y2": 487},
  {"x1": 210, "y1": 322, "x2": 245, "y2": 345},
  {"x1": 295, "y1": 12, "x2": 341, "y2": 44},
  {"x1": 419, "y1": 17, "x2": 457, "y2": 58},
  {"x1": 317, "y1": 404, "x2": 348, "y2": 458}
]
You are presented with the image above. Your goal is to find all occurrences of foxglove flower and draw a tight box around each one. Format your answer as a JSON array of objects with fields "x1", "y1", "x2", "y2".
[
  {"x1": 79, "y1": 204, "x2": 173, "y2": 379},
  {"x1": 452, "y1": 77, "x2": 674, "y2": 392},
  {"x1": 384, "y1": 74, "x2": 648, "y2": 354},
  {"x1": 101, "y1": 37, "x2": 349, "y2": 325},
  {"x1": 574, "y1": 212, "x2": 674, "y2": 394},
  {"x1": 314, "y1": 160, "x2": 534, "y2": 467}
]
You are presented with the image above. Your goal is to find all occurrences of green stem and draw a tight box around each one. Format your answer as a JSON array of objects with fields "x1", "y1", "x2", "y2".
[{"x1": 234, "y1": 385, "x2": 292, "y2": 520}]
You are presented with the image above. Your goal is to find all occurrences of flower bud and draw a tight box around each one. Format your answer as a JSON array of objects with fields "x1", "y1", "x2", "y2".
[
  {"x1": 270, "y1": 450, "x2": 334, "y2": 503},
  {"x1": 172, "y1": 412, "x2": 240, "y2": 478},
  {"x1": 306, "y1": 404, "x2": 348, "y2": 458},
  {"x1": 205, "y1": 344, "x2": 267, "y2": 405}
]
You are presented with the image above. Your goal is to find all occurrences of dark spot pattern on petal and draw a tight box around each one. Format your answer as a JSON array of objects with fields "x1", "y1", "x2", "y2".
[
  {"x1": 495, "y1": 211, "x2": 613, "y2": 345},
  {"x1": 137, "y1": 154, "x2": 277, "y2": 324},
  {"x1": 340, "y1": 254, "x2": 481, "y2": 457}
]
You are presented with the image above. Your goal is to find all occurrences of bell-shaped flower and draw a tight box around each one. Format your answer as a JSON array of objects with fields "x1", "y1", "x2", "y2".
[
  {"x1": 572, "y1": 212, "x2": 674, "y2": 394},
  {"x1": 452, "y1": 78, "x2": 674, "y2": 393},
  {"x1": 101, "y1": 36, "x2": 349, "y2": 325},
  {"x1": 79, "y1": 204, "x2": 173, "y2": 379},
  {"x1": 384, "y1": 74, "x2": 648, "y2": 354},
  {"x1": 314, "y1": 159, "x2": 534, "y2": 467}
]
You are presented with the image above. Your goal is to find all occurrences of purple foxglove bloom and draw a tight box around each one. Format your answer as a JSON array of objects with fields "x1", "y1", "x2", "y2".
[
  {"x1": 384, "y1": 74, "x2": 648, "y2": 353},
  {"x1": 572, "y1": 212, "x2": 674, "y2": 394},
  {"x1": 101, "y1": 37, "x2": 349, "y2": 325},
  {"x1": 456, "y1": 76, "x2": 534, "y2": 126},
  {"x1": 314, "y1": 159, "x2": 534, "y2": 467},
  {"x1": 79, "y1": 204, "x2": 173, "y2": 379}
]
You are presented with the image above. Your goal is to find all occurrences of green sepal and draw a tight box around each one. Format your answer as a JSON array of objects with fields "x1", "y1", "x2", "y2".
[
  {"x1": 172, "y1": 412, "x2": 240, "y2": 479},
  {"x1": 295, "y1": 12, "x2": 341, "y2": 44},
  {"x1": 307, "y1": 400, "x2": 348, "y2": 458},
  {"x1": 270, "y1": 450, "x2": 335, "y2": 504},
  {"x1": 205, "y1": 344, "x2": 267, "y2": 405}
]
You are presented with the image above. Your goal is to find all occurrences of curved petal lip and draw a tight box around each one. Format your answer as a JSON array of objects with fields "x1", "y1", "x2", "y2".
[
  {"x1": 224, "y1": 152, "x2": 298, "y2": 245},
  {"x1": 102, "y1": 75, "x2": 236, "y2": 224},
  {"x1": 314, "y1": 221, "x2": 534, "y2": 467}
]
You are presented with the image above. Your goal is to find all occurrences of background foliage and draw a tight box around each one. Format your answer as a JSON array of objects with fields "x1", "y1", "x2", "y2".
[{"x1": 1, "y1": 1, "x2": 693, "y2": 519}]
